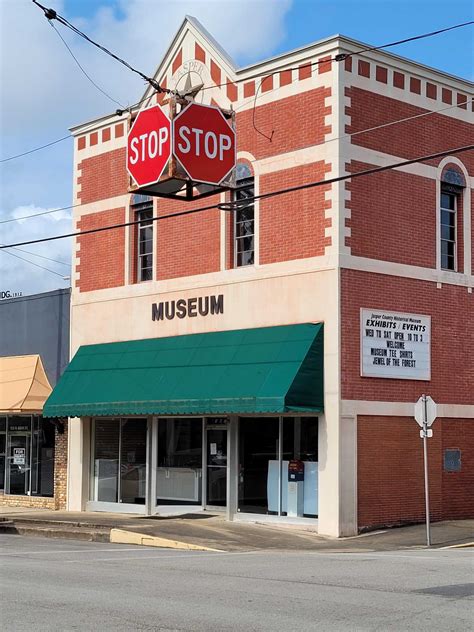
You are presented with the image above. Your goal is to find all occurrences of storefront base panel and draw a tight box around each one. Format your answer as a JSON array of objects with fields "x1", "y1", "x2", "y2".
[
  {"x1": 357, "y1": 416, "x2": 474, "y2": 531},
  {"x1": 0, "y1": 493, "x2": 56, "y2": 510},
  {"x1": 235, "y1": 513, "x2": 318, "y2": 529}
]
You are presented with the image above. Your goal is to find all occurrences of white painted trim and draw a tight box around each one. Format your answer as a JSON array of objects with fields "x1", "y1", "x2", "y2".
[
  {"x1": 74, "y1": 195, "x2": 131, "y2": 219},
  {"x1": 344, "y1": 62, "x2": 473, "y2": 124},
  {"x1": 340, "y1": 253, "x2": 473, "y2": 289},
  {"x1": 72, "y1": 253, "x2": 338, "y2": 306},
  {"x1": 342, "y1": 400, "x2": 474, "y2": 418}
]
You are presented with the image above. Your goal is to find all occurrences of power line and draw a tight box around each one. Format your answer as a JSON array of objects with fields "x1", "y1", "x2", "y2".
[
  {"x1": 0, "y1": 203, "x2": 78, "y2": 224},
  {"x1": 48, "y1": 21, "x2": 125, "y2": 109},
  {"x1": 32, "y1": 0, "x2": 169, "y2": 94},
  {"x1": 8, "y1": 246, "x2": 71, "y2": 267},
  {"x1": 0, "y1": 135, "x2": 71, "y2": 164},
  {"x1": 0, "y1": 88, "x2": 158, "y2": 165},
  {"x1": 201, "y1": 20, "x2": 474, "y2": 93},
  {"x1": 4, "y1": 19, "x2": 472, "y2": 164},
  {"x1": 0, "y1": 248, "x2": 68, "y2": 278},
  {"x1": 1, "y1": 145, "x2": 472, "y2": 250}
]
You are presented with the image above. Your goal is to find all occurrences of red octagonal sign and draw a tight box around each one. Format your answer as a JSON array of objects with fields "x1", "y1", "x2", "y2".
[
  {"x1": 127, "y1": 104, "x2": 171, "y2": 188},
  {"x1": 173, "y1": 103, "x2": 236, "y2": 186}
]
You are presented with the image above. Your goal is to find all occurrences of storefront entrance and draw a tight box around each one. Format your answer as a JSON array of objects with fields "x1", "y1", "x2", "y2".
[
  {"x1": 7, "y1": 434, "x2": 30, "y2": 495},
  {"x1": 205, "y1": 422, "x2": 227, "y2": 508}
]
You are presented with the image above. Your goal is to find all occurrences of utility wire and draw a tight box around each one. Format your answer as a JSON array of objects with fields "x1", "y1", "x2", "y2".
[
  {"x1": 32, "y1": 0, "x2": 168, "y2": 94},
  {"x1": 201, "y1": 20, "x2": 474, "y2": 93},
  {"x1": 0, "y1": 203, "x2": 78, "y2": 224},
  {"x1": 0, "y1": 135, "x2": 71, "y2": 164},
  {"x1": 5, "y1": 19, "x2": 472, "y2": 163},
  {"x1": 0, "y1": 89, "x2": 470, "y2": 189},
  {"x1": 0, "y1": 248, "x2": 68, "y2": 278},
  {"x1": 48, "y1": 21, "x2": 125, "y2": 109},
  {"x1": 202, "y1": 20, "x2": 474, "y2": 140},
  {"x1": 8, "y1": 245, "x2": 71, "y2": 267},
  {"x1": 1, "y1": 145, "x2": 472, "y2": 250},
  {"x1": 0, "y1": 88, "x2": 158, "y2": 165}
]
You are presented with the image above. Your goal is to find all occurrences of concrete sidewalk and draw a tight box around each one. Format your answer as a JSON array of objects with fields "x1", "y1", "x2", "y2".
[{"x1": 0, "y1": 506, "x2": 472, "y2": 552}]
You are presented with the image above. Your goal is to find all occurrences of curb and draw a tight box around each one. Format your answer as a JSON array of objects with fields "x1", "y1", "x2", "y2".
[
  {"x1": 439, "y1": 541, "x2": 474, "y2": 549},
  {"x1": 109, "y1": 528, "x2": 225, "y2": 552}
]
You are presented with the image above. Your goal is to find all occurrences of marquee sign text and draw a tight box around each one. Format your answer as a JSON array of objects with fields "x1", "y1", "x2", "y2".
[{"x1": 361, "y1": 309, "x2": 431, "y2": 380}]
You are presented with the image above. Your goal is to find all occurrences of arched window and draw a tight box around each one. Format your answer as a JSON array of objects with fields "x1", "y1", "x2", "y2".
[
  {"x1": 233, "y1": 163, "x2": 254, "y2": 267},
  {"x1": 440, "y1": 167, "x2": 465, "y2": 271}
]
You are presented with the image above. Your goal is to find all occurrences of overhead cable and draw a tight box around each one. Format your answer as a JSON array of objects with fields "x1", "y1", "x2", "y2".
[
  {"x1": 1, "y1": 144, "x2": 472, "y2": 250},
  {"x1": 0, "y1": 203, "x2": 78, "y2": 225},
  {"x1": 0, "y1": 248, "x2": 68, "y2": 278},
  {"x1": 32, "y1": 0, "x2": 169, "y2": 94},
  {"x1": 48, "y1": 21, "x2": 126, "y2": 109}
]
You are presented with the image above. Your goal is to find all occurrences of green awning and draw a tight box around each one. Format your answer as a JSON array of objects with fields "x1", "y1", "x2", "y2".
[{"x1": 43, "y1": 323, "x2": 324, "y2": 417}]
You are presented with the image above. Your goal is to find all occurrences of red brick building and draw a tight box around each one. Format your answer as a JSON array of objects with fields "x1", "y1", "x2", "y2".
[{"x1": 46, "y1": 17, "x2": 473, "y2": 536}]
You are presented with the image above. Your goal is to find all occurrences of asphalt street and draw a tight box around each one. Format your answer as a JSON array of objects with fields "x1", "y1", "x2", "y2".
[{"x1": 1, "y1": 534, "x2": 473, "y2": 631}]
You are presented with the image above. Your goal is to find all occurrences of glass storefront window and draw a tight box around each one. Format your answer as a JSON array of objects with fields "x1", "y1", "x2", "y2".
[
  {"x1": 0, "y1": 416, "x2": 55, "y2": 497},
  {"x1": 92, "y1": 418, "x2": 147, "y2": 505},
  {"x1": 31, "y1": 416, "x2": 55, "y2": 497},
  {"x1": 0, "y1": 417, "x2": 6, "y2": 491},
  {"x1": 238, "y1": 416, "x2": 318, "y2": 518},
  {"x1": 238, "y1": 418, "x2": 279, "y2": 514},
  {"x1": 281, "y1": 417, "x2": 318, "y2": 517},
  {"x1": 157, "y1": 418, "x2": 202, "y2": 505}
]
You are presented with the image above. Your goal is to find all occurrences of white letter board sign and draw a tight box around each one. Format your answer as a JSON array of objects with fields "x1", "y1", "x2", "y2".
[{"x1": 361, "y1": 309, "x2": 431, "y2": 380}]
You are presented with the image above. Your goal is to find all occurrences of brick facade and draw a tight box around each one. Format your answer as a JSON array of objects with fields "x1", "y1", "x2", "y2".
[
  {"x1": 69, "y1": 22, "x2": 473, "y2": 532},
  {"x1": 358, "y1": 417, "x2": 473, "y2": 530}
]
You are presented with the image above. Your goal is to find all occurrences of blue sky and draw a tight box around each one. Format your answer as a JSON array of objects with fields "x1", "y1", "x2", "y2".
[
  {"x1": 1, "y1": 0, "x2": 473, "y2": 295},
  {"x1": 65, "y1": 0, "x2": 474, "y2": 77}
]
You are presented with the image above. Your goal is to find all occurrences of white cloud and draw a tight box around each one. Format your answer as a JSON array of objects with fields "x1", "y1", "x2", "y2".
[{"x1": 0, "y1": 0, "x2": 292, "y2": 294}]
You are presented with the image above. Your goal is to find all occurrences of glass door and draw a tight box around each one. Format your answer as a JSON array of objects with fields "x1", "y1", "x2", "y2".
[
  {"x1": 206, "y1": 427, "x2": 227, "y2": 507},
  {"x1": 7, "y1": 434, "x2": 30, "y2": 495}
]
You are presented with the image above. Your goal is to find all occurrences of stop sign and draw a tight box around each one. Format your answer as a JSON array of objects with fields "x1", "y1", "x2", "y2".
[
  {"x1": 127, "y1": 104, "x2": 171, "y2": 188},
  {"x1": 173, "y1": 103, "x2": 236, "y2": 185}
]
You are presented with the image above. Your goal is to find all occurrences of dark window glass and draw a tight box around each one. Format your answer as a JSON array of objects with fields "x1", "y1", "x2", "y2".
[
  {"x1": 94, "y1": 419, "x2": 120, "y2": 502},
  {"x1": 31, "y1": 417, "x2": 55, "y2": 497},
  {"x1": 158, "y1": 419, "x2": 202, "y2": 468},
  {"x1": 120, "y1": 419, "x2": 147, "y2": 505},
  {"x1": 0, "y1": 433, "x2": 5, "y2": 490},
  {"x1": 440, "y1": 190, "x2": 457, "y2": 271},
  {"x1": 234, "y1": 174, "x2": 255, "y2": 268},
  {"x1": 134, "y1": 203, "x2": 154, "y2": 282},
  {"x1": 238, "y1": 418, "x2": 279, "y2": 514}
]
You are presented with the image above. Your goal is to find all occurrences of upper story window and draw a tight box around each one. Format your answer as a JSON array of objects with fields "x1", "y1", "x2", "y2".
[
  {"x1": 440, "y1": 167, "x2": 465, "y2": 273},
  {"x1": 234, "y1": 163, "x2": 255, "y2": 267},
  {"x1": 440, "y1": 190, "x2": 457, "y2": 271},
  {"x1": 131, "y1": 194, "x2": 154, "y2": 282}
]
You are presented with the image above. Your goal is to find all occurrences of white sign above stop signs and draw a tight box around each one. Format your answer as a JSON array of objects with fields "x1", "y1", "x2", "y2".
[{"x1": 414, "y1": 395, "x2": 437, "y2": 428}]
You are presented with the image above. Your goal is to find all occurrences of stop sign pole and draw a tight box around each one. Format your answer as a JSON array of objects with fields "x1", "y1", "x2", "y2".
[{"x1": 414, "y1": 394, "x2": 437, "y2": 546}]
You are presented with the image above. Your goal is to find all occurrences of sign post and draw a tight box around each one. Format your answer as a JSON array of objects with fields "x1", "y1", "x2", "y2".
[{"x1": 414, "y1": 394, "x2": 437, "y2": 546}]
